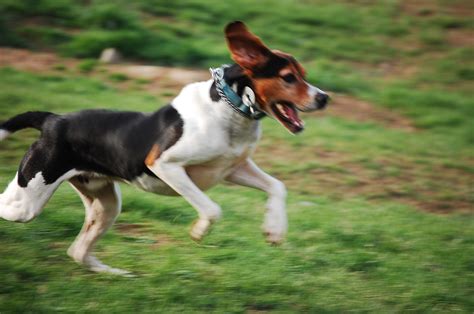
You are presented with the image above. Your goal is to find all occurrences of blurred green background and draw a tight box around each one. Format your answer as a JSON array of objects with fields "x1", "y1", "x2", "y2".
[{"x1": 0, "y1": 0, "x2": 473, "y2": 312}]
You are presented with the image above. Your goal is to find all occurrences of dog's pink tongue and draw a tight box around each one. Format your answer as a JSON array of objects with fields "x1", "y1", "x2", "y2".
[{"x1": 284, "y1": 106, "x2": 303, "y2": 127}]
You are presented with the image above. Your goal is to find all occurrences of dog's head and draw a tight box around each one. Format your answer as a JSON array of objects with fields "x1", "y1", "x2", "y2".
[{"x1": 225, "y1": 21, "x2": 329, "y2": 134}]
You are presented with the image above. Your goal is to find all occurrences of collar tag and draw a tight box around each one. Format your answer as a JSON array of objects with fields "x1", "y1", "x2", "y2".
[{"x1": 242, "y1": 86, "x2": 256, "y2": 109}]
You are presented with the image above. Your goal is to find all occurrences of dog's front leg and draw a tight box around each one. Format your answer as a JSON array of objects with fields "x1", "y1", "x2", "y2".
[
  {"x1": 226, "y1": 158, "x2": 287, "y2": 244},
  {"x1": 148, "y1": 161, "x2": 221, "y2": 241}
]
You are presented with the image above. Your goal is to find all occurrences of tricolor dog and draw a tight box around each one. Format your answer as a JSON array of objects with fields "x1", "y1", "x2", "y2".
[{"x1": 0, "y1": 22, "x2": 328, "y2": 275}]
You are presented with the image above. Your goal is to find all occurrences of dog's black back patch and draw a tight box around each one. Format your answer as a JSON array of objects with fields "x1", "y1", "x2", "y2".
[{"x1": 17, "y1": 105, "x2": 183, "y2": 187}]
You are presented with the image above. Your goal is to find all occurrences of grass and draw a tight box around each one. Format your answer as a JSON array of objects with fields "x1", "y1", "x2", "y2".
[
  {"x1": 108, "y1": 73, "x2": 129, "y2": 82},
  {"x1": 77, "y1": 59, "x2": 98, "y2": 73},
  {"x1": 0, "y1": 0, "x2": 473, "y2": 312},
  {"x1": 1, "y1": 192, "x2": 472, "y2": 312},
  {"x1": 0, "y1": 66, "x2": 472, "y2": 313}
]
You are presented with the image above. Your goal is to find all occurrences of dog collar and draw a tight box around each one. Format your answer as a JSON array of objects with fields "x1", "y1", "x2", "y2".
[{"x1": 210, "y1": 65, "x2": 266, "y2": 120}]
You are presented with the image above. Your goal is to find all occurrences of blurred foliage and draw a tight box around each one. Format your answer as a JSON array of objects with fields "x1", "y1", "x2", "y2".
[
  {"x1": 77, "y1": 59, "x2": 98, "y2": 72},
  {"x1": 0, "y1": 0, "x2": 470, "y2": 65}
]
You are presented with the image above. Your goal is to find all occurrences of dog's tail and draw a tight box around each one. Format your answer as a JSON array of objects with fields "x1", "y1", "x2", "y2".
[{"x1": 0, "y1": 111, "x2": 57, "y2": 141}]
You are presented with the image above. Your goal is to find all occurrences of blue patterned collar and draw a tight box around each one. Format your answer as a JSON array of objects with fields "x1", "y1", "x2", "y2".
[{"x1": 210, "y1": 65, "x2": 266, "y2": 120}]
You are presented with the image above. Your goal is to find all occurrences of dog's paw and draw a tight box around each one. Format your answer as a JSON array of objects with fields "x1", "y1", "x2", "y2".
[
  {"x1": 85, "y1": 256, "x2": 135, "y2": 277},
  {"x1": 89, "y1": 265, "x2": 135, "y2": 277},
  {"x1": 190, "y1": 219, "x2": 212, "y2": 242},
  {"x1": 68, "y1": 252, "x2": 134, "y2": 277},
  {"x1": 262, "y1": 229, "x2": 286, "y2": 245},
  {"x1": 262, "y1": 215, "x2": 287, "y2": 245}
]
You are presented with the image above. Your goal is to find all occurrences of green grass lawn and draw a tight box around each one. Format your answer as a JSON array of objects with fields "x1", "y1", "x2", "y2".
[
  {"x1": 1, "y1": 0, "x2": 473, "y2": 312},
  {"x1": 0, "y1": 66, "x2": 472, "y2": 313}
]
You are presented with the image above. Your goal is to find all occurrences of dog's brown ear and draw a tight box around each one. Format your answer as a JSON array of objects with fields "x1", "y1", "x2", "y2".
[{"x1": 225, "y1": 21, "x2": 271, "y2": 71}]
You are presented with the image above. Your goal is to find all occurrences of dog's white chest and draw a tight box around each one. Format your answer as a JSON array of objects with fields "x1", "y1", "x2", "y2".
[
  {"x1": 133, "y1": 144, "x2": 252, "y2": 195},
  {"x1": 185, "y1": 146, "x2": 252, "y2": 190}
]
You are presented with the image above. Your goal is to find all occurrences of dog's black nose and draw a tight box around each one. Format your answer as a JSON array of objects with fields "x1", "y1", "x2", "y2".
[{"x1": 315, "y1": 93, "x2": 329, "y2": 109}]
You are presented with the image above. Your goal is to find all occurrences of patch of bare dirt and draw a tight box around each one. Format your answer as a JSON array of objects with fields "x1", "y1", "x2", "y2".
[
  {"x1": 114, "y1": 223, "x2": 151, "y2": 236},
  {"x1": 338, "y1": 59, "x2": 420, "y2": 87},
  {"x1": 107, "y1": 64, "x2": 209, "y2": 88},
  {"x1": 115, "y1": 223, "x2": 177, "y2": 248},
  {"x1": 150, "y1": 234, "x2": 176, "y2": 249},
  {"x1": 400, "y1": 0, "x2": 438, "y2": 17},
  {"x1": 0, "y1": 48, "x2": 416, "y2": 131},
  {"x1": 254, "y1": 142, "x2": 473, "y2": 214},
  {"x1": 0, "y1": 47, "x2": 209, "y2": 91},
  {"x1": 320, "y1": 93, "x2": 416, "y2": 131},
  {"x1": 445, "y1": 2, "x2": 474, "y2": 18},
  {"x1": 376, "y1": 61, "x2": 420, "y2": 80},
  {"x1": 447, "y1": 29, "x2": 474, "y2": 47},
  {"x1": 0, "y1": 48, "x2": 78, "y2": 71},
  {"x1": 400, "y1": 0, "x2": 473, "y2": 18}
]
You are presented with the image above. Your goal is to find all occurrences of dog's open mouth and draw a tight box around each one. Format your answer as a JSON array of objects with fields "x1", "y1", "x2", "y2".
[{"x1": 270, "y1": 102, "x2": 304, "y2": 134}]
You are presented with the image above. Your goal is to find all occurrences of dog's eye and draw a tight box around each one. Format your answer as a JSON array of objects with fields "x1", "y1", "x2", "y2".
[{"x1": 281, "y1": 73, "x2": 297, "y2": 83}]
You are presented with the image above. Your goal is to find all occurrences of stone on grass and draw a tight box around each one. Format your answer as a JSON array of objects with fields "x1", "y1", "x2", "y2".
[{"x1": 99, "y1": 48, "x2": 122, "y2": 64}]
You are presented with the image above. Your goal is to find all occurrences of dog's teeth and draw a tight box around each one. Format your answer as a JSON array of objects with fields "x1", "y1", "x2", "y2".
[{"x1": 276, "y1": 104, "x2": 289, "y2": 118}]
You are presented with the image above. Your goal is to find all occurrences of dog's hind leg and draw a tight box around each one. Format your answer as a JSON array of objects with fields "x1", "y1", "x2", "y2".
[
  {"x1": 67, "y1": 178, "x2": 130, "y2": 276},
  {"x1": 0, "y1": 172, "x2": 79, "y2": 222},
  {"x1": 0, "y1": 143, "x2": 79, "y2": 222}
]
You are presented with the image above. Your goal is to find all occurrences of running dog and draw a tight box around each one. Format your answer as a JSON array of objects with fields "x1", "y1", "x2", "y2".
[{"x1": 0, "y1": 21, "x2": 329, "y2": 275}]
